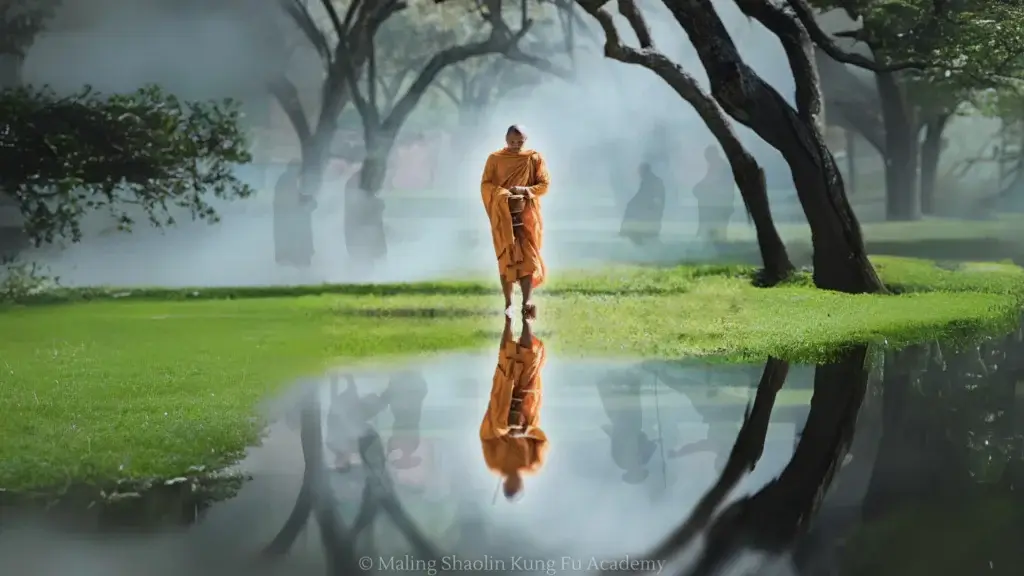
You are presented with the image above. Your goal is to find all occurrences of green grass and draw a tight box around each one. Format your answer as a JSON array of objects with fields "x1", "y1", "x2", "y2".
[{"x1": 1, "y1": 255, "x2": 1023, "y2": 494}]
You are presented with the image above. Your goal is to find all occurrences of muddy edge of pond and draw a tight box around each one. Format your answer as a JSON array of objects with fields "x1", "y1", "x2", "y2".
[{"x1": 0, "y1": 469, "x2": 249, "y2": 531}]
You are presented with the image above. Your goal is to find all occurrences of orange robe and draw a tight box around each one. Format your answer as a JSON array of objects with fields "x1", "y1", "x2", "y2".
[
  {"x1": 480, "y1": 332, "x2": 548, "y2": 479},
  {"x1": 480, "y1": 149, "x2": 551, "y2": 287}
]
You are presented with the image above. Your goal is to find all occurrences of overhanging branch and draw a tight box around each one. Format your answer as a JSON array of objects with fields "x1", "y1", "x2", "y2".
[
  {"x1": 381, "y1": 0, "x2": 535, "y2": 134},
  {"x1": 734, "y1": 0, "x2": 820, "y2": 127},
  {"x1": 784, "y1": 0, "x2": 928, "y2": 73}
]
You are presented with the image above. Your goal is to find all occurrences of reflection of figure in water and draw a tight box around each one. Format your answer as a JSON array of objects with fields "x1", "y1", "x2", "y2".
[
  {"x1": 325, "y1": 371, "x2": 430, "y2": 475},
  {"x1": 480, "y1": 125, "x2": 551, "y2": 319},
  {"x1": 596, "y1": 369, "x2": 658, "y2": 484},
  {"x1": 325, "y1": 374, "x2": 389, "y2": 472},
  {"x1": 273, "y1": 161, "x2": 316, "y2": 268},
  {"x1": 694, "y1": 146, "x2": 737, "y2": 244},
  {"x1": 480, "y1": 315, "x2": 548, "y2": 501},
  {"x1": 667, "y1": 421, "x2": 737, "y2": 475},
  {"x1": 344, "y1": 168, "x2": 388, "y2": 272},
  {"x1": 619, "y1": 162, "x2": 666, "y2": 246},
  {"x1": 385, "y1": 370, "x2": 429, "y2": 470}
]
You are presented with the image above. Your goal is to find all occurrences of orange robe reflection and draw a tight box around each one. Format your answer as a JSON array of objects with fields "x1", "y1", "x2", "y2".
[
  {"x1": 480, "y1": 320, "x2": 548, "y2": 500},
  {"x1": 480, "y1": 149, "x2": 551, "y2": 287}
]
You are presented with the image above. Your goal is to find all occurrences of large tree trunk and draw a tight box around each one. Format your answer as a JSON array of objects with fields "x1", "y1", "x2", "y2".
[
  {"x1": 920, "y1": 112, "x2": 951, "y2": 215},
  {"x1": 877, "y1": 73, "x2": 921, "y2": 221},
  {"x1": 666, "y1": 0, "x2": 883, "y2": 293}
]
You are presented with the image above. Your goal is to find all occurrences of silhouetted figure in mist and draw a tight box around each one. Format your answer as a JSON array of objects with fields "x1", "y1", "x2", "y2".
[
  {"x1": 694, "y1": 146, "x2": 737, "y2": 244},
  {"x1": 619, "y1": 162, "x2": 666, "y2": 246},
  {"x1": 596, "y1": 369, "x2": 657, "y2": 484},
  {"x1": 273, "y1": 161, "x2": 315, "y2": 268},
  {"x1": 344, "y1": 169, "x2": 387, "y2": 273}
]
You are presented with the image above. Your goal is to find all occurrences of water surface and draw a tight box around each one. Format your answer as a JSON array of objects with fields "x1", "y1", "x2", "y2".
[{"x1": 2, "y1": 325, "x2": 1022, "y2": 576}]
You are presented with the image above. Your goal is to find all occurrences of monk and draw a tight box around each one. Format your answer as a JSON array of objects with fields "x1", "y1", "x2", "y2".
[
  {"x1": 480, "y1": 315, "x2": 548, "y2": 501},
  {"x1": 619, "y1": 162, "x2": 666, "y2": 246},
  {"x1": 273, "y1": 160, "x2": 316, "y2": 268},
  {"x1": 693, "y1": 146, "x2": 737, "y2": 244},
  {"x1": 480, "y1": 125, "x2": 551, "y2": 319}
]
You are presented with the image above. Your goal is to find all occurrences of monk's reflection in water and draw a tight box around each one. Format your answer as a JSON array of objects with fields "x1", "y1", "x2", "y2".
[
  {"x1": 480, "y1": 315, "x2": 548, "y2": 501},
  {"x1": 596, "y1": 368, "x2": 658, "y2": 484}
]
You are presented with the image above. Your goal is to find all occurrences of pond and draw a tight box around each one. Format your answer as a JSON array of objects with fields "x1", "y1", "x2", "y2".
[{"x1": 1, "y1": 322, "x2": 1022, "y2": 576}]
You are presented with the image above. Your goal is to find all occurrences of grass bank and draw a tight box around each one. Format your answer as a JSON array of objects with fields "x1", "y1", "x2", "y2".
[{"x1": 1, "y1": 255, "x2": 1022, "y2": 494}]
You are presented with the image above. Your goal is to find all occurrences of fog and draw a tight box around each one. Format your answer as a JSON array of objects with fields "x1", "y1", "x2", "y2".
[
  {"x1": 0, "y1": 354, "x2": 808, "y2": 575},
  {"x1": 5, "y1": 0, "x2": 800, "y2": 287},
  {"x1": 11, "y1": 1, "x2": 1007, "y2": 287}
]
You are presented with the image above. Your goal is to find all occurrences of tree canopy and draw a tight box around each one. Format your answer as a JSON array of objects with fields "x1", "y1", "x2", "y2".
[{"x1": 0, "y1": 84, "x2": 253, "y2": 245}]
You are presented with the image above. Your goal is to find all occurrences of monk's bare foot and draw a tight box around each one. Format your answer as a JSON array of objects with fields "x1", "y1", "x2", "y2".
[
  {"x1": 522, "y1": 301, "x2": 537, "y2": 320},
  {"x1": 504, "y1": 304, "x2": 514, "y2": 318}
]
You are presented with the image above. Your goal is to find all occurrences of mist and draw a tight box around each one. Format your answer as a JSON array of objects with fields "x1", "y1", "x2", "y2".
[
  {"x1": 18, "y1": 1, "x2": 811, "y2": 287},
  {"x1": 0, "y1": 354, "x2": 805, "y2": 575}
]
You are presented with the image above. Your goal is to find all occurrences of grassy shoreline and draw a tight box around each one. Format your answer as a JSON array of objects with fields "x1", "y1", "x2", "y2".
[{"x1": 2, "y1": 255, "x2": 1023, "y2": 495}]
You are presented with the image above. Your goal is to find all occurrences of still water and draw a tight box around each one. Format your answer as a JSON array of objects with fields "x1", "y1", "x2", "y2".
[{"x1": 1, "y1": 324, "x2": 1022, "y2": 576}]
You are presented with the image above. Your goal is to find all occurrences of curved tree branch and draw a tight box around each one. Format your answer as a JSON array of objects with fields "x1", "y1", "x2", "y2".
[
  {"x1": 574, "y1": 0, "x2": 794, "y2": 283},
  {"x1": 784, "y1": 0, "x2": 927, "y2": 72},
  {"x1": 735, "y1": 0, "x2": 821, "y2": 129}
]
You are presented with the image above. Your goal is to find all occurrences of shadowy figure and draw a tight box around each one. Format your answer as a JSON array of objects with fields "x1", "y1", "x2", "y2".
[
  {"x1": 694, "y1": 146, "x2": 736, "y2": 245},
  {"x1": 263, "y1": 385, "x2": 442, "y2": 571},
  {"x1": 344, "y1": 168, "x2": 387, "y2": 274},
  {"x1": 619, "y1": 162, "x2": 666, "y2": 247},
  {"x1": 273, "y1": 160, "x2": 316, "y2": 269},
  {"x1": 384, "y1": 370, "x2": 429, "y2": 470},
  {"x1": 480, "y1": 125, "x2": 551, "y2": 320},
  {"x1": 596, "y1": 368, "x2": 658, "y2": 484},
  {"x1": 480, "y1": 315, "x2": 548, "y2": 501},
  {"x1": 325, "y1": 374, "x2": 389, "y2": 472}
]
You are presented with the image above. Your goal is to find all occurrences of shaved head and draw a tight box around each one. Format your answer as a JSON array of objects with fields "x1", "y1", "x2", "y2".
[{"x1": 505, "y1": 124, "x2": 527, "y2": 151}]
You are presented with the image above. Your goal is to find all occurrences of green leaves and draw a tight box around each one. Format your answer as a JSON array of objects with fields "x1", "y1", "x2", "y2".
[{"x1": 0, "y1": 84, "x2": 254, "y2": 246}]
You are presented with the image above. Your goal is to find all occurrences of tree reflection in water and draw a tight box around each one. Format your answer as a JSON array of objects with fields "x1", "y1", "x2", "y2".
[
  {"x1": 261, "y1": 382, "x2": 442, "y2": 575},
  {"x1": 260, "y1": 328, "x2": 1024, "y2": 575}
]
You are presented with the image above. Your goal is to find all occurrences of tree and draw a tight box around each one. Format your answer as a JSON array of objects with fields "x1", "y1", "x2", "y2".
[
  {"x1": 812, "y1": 0, "x2": 1024, "y2": 220},
  {"x1": 1, "y1": 85, "x2": 254, "y2": 245},
  {"x1": 577, "y1": 0, "x2": 888, "y2": 292},
  {"x1": 336, "y1": 0, "x2": 554, "y2": 195},
  {"x1": 433, "y1": 32, "x2": 573, "y2": 176},
  {"x1": 433, "y1": 10, "x2": 574, "y2": 133},
  {"x1": 267, "y1": 0, "x2": 380, "y2": 201},
  {"x1": 0, "y1": 1, "x2": 253, "y2": 246},
  {"x1": 279, "y1": 0, "x2": 563, "y2": 264},
  {"x1": 573, "y1": 1, "x2": 796, "y2": 285}
]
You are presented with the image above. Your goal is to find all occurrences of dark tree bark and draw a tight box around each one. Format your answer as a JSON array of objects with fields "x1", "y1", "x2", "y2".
[
  {"x1": 617, "y1": 357, "x2": 791, "y2": 566},
  {"x1": 920, "y1": 111, "x2": 952, "y2": 215},
  {"x1": 679, "y1": 346, "x2": 870, "y2": 576},
  {"x1": 273, "y1": 0, "x2": 394, "y2": 202},
  {"x1": 861, "y1": 343, "x2": 975, "y2": 522},
  {"x1": 661, "y1": 0, "x2": 883, "y2": 293},
  {"x1": 576, "y1": 0, "x2": 794, "y2": 285},
  {"x1": 877, "y1": 73, "x2": 922, "y2": 221}
]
